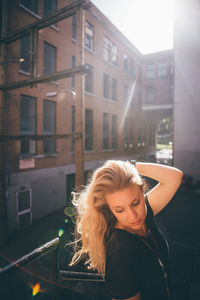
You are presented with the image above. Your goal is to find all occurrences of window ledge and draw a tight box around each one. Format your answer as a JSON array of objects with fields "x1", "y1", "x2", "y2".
[
  {"x1": 19, "y1": 4, "x2": 59, "y2": 31},
  {"x1": 84, "y1": 46, "x2": 95, "y2": 55},
  {"x1": 19, "y1": 153, "x2": 58, "y2": 159},
  {"x1": 84, "y1": 150, "x2": 95, "y2": 154},
  {"x1": 103, "y1": 59, "x2": 118, "y2": 70},
  {"x1": 72, "y1": 38, "x2": 77, "y2": 43},
  {"x1": 36, "y1": 153, "x2": 58, "y2": 158},
  {"x1": 103, "y1": 97, "x2": 118, "y2": 104},
  {"x1": 19, "y1": 154, "x2": 37, "y2": 159},
  {"x1": 84, "y1": 91, "x2": 95, "y2": 97},
  {"x1": 102, "y1": 149, "x2": 116, "y2": 152},
  {"x1": 19, "y1": 4, "x2": 40, "y2": 19},
  {"x1": 48, "y1": 80, "x2": 59, "y2": 85},
  {"x1": 19, "y1": 69, "x2": 31, "y2": 76}
]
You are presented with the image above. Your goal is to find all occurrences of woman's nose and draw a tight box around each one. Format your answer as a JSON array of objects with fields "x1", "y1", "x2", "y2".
[{"x1": 127, "y1": 208, "x2": 137, "y2": 220}]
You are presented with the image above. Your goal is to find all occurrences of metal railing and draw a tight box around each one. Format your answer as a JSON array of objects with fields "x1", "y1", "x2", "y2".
[{"x1": 0, "y1": 237, "x2": 199, "y2": 300}]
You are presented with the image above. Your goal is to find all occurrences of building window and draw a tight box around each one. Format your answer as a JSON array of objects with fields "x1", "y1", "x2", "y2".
[
  {"x1": 72, "y1": 56, "x2": 76, "y2": 88},
  {"x1": 103, "y1": 113, "x2": 109, "y2": 149},
  {"x1": 146, "y1": 63, "x2": 155, "y2": 79},
  {"x1": 149, "y1": 123, "x2": 156, "y2": 146},
  {"x1": 112, "y1": 115, "x2": 117, "y2": 149},
  {"x1": 20, "y1": 95, "x2": 36, "y2": 155},
  {"x1": 103, "y1": 37, "x2": 118, "y2": 66},
  {"x1": 124, "y1": 84, "x2": 129, "y2": 103},
  {"x1": 103, "y1": 37, "x2": 109, "y2": 62},
  {"x1": 123, "y1": 118, "x2": 128, "y2": 148},
  {"x1": 43, "y1": 100, "x2": 56, "y2": 154},
  {"x1": 138, "y1": 66, "x2": 142, "y2": 81},
  {"x1": 142, "y1": 123, "x2": 147, "y2": 147},
  {"x1": 20, "y1": 0, "x2": 37, "y2": 13},
  {"x1": 169, "y1": 84, "x2": 174, "y2": 102},
  {"x1": 43, "y1": 42, "x2": 56, "y2": 75},
  {"x1": 129, "y1": 59, "x2": 134, "y2": 77},
  {"x1": 112, "y1": 78, "x2": 118, "y2": 101},
  {"x1": 103, "y1": 73, "x2": 109, "y2": 98},
  {"x1": 137, "y1": 121, "x2": 142, "y2": 147},
  {"x1": 170, "y1": 60, "x2": 174, "y2": 74},
  {"x1": 158, "y1": 61, "x2": 167, "y2": 77},
  {"x1": 43, "y1": 0, "x2": 57, "y2": 16},
  {"x1": 20, "y1": 34, "x2": 31, "y2": 73},
  {"x1": 85, "y1": 65, "x2": 93, "y2": 94},
  {"x1": 129, "y1": 119, "x2": 134, "y2": 149},
  {"x1": 123, "y1": 54, "x2": 128, "y2": 73},
  {"x1": 71, "y1": 105, "x2": 75, "y2": 152},
  {"x1": 85, "y1": 109, "x2": 93, "y2": 151},
  {"x1": 145, "y1": 86, "x2": 156, "y2": 103},
  {"x1": 110, "y1": 42, "x2": 118, "y2": 66},
  {"x1": 72, "y1": 14, "x2": 77, "y2": 40},
  {"x1": 85, "y1": 21, "x2": 94, "y2": 51}
]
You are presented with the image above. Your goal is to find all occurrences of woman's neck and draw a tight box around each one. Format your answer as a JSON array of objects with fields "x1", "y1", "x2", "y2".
[{"x1": 115, "y1": 223, "x2": 148, "y2": 237}]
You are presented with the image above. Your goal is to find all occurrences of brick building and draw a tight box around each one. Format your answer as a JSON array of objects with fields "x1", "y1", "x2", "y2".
[{"x1": 0, "y1": 0, "x2": 173, "y2": 240}]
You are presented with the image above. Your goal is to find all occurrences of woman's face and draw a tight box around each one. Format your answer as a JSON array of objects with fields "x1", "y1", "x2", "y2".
[{"x1": 106, "y1": 185, "x2": 147, "y2": 233}]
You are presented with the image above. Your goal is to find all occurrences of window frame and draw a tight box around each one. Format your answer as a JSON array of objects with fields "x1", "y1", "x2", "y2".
[
  {"x1": 20, "y1": 94, "x2": 36, "y2": 155},
  {"x1": 85, "y1": 64, "x2": 94, "y2": 94},
  {"x1": 20, "y1": 33, "x2": 31, "y2": 74},
  {"x1": 103, "y1": 113, "x2": 109, "y2": 150},
  {"x1": 43, "y1": 41, "x2": 57, "y2": 75},
  {"x1": 20, "y1": 0, "x2": 38, "y2": 14},
  {"x1": 85, "y1": 109, "x2": 93, "y2": 151},
  {"x1": 85, "y1": 21, "x2": 94, "y2": 51},
  {"x1": 43, "y1": 99, "x2": 56, "y2": 154},
  {"x1": 158, "y1": 61, "x2": 167, "y2": 78}
]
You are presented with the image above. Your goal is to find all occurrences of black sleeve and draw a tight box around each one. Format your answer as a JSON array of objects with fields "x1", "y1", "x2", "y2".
[{"x1": 106, "y1": 248, "x2": 141, "y2": 299}]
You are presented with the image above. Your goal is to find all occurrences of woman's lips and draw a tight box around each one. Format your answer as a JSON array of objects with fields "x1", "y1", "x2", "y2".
[{"x1": 130, "y1": 219, "x2": 141, "y2": 226}]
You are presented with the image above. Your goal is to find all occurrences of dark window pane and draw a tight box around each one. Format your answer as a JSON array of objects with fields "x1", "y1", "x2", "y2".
[
  {"x1": 112, "y1": 78, "x2": 117, "y2": 101},
  {"x1": 20, "y1": 95, "x2": 36, "y2": 154},
  {"x1": 72, "y1": 14, "x2": 77, "y2": 40},
  {"x1": 103, "y1": 113, "x2": 109, "y2": 149},
  {"x1": 72, "y1": 56, "x2": 76, "y2": 88},
  {"x1": 43, "y1": 0, "x2": 57, "y2": 16},
  {"x1": 18, "y1": 190, "x2": 31, "y2": 212},
  {"x1": 85, "y1": 109, "x2": 93, "y2": 151},
  {"x1": 103, "y1": 73, "x2": 109, "y2": 98},
  {"x1": 43, "y1": 42, "x2": 56, "y2": 74},
  {"x1": 71, "y1": 105, "x2": 75, "y2": 152},
  {"x1": 123, "y1": 118, "x2": 128, "y2": 148},
  {"x1": 20, "y1": 0, "x2": 37, "y2": 13},
  {"x1": 85, "y1": 21, "x2": 94, "y2": 50},
  {"x1": 130, "y1": 59, "x2": 134, "y2": 77},
  {"x1": 85, "y1": 65, "x2": 93, "y2": 93},
  {"x1": 43, "y1": 100, "x2": 56, "y2": 154},
  {"x1": 20, "y1": 34, "x2": 31, "y2": 73},
  {"x1": 112, "y1": 115, "x2": 117, "y2": 149}
]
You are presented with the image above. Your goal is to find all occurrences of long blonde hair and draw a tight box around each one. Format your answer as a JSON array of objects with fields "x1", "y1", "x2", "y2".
[{"x1": 70, "y1": 160, "x2": 144, "y2": 276}]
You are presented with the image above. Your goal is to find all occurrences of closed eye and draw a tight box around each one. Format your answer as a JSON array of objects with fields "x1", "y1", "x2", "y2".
[{"x1": 132, "y1": 198, "x2": 140, "y2": 206}]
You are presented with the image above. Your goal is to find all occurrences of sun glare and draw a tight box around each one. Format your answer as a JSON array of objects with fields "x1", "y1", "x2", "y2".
[{"x1": 91, "y1": 0, "x2": 174, "y2": 54}]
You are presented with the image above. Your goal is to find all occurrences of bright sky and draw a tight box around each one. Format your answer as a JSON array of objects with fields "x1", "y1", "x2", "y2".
[{"x1": 91, "y1": 0, "x2": 174, "y2": 54}]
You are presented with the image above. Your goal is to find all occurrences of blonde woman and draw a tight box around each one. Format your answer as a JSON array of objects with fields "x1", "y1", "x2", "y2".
[{"x1": 70, "y1": 160, "x2": 183, "y2": 300}]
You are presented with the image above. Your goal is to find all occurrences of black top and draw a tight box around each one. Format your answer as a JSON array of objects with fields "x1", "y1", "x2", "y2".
[{"x1": 105, "y1": 197, "x2": 171, "y2": 300}]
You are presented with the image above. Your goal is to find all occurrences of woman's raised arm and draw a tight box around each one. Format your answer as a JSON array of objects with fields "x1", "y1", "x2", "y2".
[{"x1": 136, "y1": 162, "x2": 183, "y2": 215}]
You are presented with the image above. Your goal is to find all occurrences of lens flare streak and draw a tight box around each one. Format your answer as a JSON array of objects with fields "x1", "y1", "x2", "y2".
[
  {"x1": 32, "y1": 283, "x2": 40, "y2": 296},
  {"x1": 120, "y1": 80, "x2": 136, "y2": 131}
]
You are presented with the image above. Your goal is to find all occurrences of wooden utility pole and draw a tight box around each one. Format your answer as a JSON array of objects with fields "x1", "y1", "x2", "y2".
[{"x1": 75, "y1": 5, "x2": 85, "y2": 188}]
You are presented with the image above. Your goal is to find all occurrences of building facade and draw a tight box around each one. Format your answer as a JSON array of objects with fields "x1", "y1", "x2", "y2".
[
  {"x1": 0, "y1": 0, "x2": 173, "y2": 239},
  {"x1": 174, "y1": 0, "x2": 200, "y2": 182}
]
